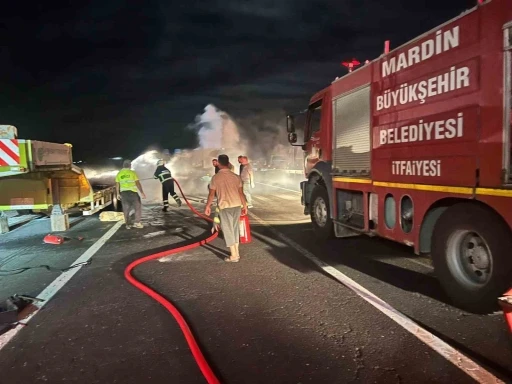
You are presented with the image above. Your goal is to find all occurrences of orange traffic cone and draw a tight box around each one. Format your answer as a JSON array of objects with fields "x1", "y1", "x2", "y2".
[{"x1": 239, "y1": 214, "x2": 252, "y2": 244}]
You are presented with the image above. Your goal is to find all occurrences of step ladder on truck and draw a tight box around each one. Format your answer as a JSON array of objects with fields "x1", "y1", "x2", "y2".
[{"x1": 0, "y1": 125, "x2": 118, "y2": 233}]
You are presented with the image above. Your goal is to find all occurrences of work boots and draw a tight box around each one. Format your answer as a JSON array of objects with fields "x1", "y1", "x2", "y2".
[{"x1": 172, "y1": 194, "x2": 182, "y2": 207}]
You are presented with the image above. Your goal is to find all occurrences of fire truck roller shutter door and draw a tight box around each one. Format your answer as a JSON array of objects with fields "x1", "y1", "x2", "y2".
[
  {"x1": 431, "y1": 202, "x2": 512, "y2": 313},
  {"x1": 332, "y1": 85, "x2": 371, "y2": 176}
]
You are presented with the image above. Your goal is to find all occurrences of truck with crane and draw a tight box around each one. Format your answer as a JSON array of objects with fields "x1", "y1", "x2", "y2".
[
  {"x1": 286, "y1": 0, "x2": 512, "y2": 312},
  {"x1": 0, "y1": 125, "x2": 117, "y2": 232}
]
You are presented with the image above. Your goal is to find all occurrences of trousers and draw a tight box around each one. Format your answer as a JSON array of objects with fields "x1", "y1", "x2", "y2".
[
  {"x1": 219, "y1": 206, "x2": 242, "y2": 247},
  {"x1": 242, "y1": 181, "x2": 252, "y2": 206},
  {"x1": 162, "y1": 180, "x2": 181, "y2": 207},
  {"x1": 121, "y1": 191, "x2": 141, "y2": 224}
]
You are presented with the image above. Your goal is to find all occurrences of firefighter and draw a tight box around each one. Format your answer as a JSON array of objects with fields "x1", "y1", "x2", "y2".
[{"x1": 154, "y1": 159, "x2": 182, "y2": 211}]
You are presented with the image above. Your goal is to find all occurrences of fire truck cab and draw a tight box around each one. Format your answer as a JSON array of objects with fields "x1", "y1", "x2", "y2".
[{"x1": 287, "y1": 0, "x2": 512, "y2": 312}]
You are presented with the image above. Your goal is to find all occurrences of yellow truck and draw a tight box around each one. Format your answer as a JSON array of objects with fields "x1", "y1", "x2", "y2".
[{"x1": 0, "y1": 125, "x2": 117, "y2": 232}]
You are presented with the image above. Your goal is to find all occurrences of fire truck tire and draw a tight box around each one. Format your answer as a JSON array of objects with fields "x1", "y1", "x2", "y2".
[
  {"x1": 310, "y1": 185, "x2": 334, "y2": 241},
  {"x1": 431, "y1": 203, "x2": 512, "y2": 313}
]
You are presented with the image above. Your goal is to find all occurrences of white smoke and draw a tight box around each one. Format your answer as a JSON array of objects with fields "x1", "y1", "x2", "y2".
[
  {"x1": 83, "y1": 103, "x2": 304, "y2": 200},
  {"x1": 185, "y1": 105, "x2": 304, "y2": 189},
  {"x1": 81, "y1": 168, "x2": 118, "y2": 180},
  {"x1": 131, "y1": 150, "x2": 161, "y2": 176},
  {"x1": 235, "y1": 110, "x2": 292, "y2": 160},
  {"x1": 186, "y1": 104, "x2": 295, "y2": 164},
  {"x1": 189, "y1": 104, "x2": 245, "y2": 154}
]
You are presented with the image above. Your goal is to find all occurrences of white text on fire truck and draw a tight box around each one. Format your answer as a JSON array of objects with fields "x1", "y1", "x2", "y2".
[
  {"x1": 376, "y1": 66, "x2": 470, "y2": 111},
  {"x1": 391, "y1": 160, "x2": 442, "y2": 177},
  {"x1": 382, "y1": 26, "x2": 460, "y2": 77},
  {"x1": 379, "y1": 112, "x2": 464, "y2": 145}
]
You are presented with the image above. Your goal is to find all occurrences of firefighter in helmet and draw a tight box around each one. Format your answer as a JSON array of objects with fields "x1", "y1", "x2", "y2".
[{"x1": 154, "y1": 159, "x2": 182, "y2": 211}]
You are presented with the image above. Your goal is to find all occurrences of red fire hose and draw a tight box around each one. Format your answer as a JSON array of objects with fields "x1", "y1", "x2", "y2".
[{"x1": 124, "y1": 179, "x2": 221, "y2": 384}]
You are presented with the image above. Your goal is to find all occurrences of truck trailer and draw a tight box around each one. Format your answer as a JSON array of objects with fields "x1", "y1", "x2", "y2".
[
  {"x1": 0, "y1": 126, "x2": 117, "y2": 232},
  {"x1": 286, "y1": 0, "x2": 512, "y2": 312}
]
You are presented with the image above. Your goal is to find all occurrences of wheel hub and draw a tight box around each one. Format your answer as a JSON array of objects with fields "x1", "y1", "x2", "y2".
[
  {"x1": 446, "y1": 230, "x2": 492, "y2": 288},
  {"x1": 313, "y1": 197, "x2": 327, "y2": 227},
  {"x1": 466, "y1": 239, "x2": 490, "y2": 270}
]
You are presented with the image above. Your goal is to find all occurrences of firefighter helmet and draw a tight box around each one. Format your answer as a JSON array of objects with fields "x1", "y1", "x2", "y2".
[{"x1": 157, "y1": 159, "x2": 165, "y2": 166}]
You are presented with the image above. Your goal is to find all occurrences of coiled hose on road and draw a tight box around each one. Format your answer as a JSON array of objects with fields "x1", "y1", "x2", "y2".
[{"x1": 124, "y1": 179, "x2": 221, "y2": 384}]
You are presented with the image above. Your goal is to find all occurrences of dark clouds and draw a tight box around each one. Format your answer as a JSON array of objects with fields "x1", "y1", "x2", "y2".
[{"x1": 1, "y1": 0, "x2": 475, "y2": 160}]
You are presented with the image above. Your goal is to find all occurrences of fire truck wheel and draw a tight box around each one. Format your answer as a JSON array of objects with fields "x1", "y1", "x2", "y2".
[
  {"x1": 310, "y1": 185, "x2": 334, "y2": 241},
  {"x1": 431, "y1": 203, "x2": 512, "y2": 313}
]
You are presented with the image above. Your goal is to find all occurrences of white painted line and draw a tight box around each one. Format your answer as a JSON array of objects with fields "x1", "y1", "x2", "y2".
[
  {"x1": 405, "y1": 256, "x2": 434, "y2": 270},
  {"x1": 255, "y1": 182, "x2": 301, "y2": 194},
  {"x1": 255, "y1": 219, "x2": 312, "y2": 226},
  {"x1": 249, "y1": 211, "x2": 503, "y2": 384},
  {"x1": 0, "y1": 220, "x2": 123, "y2": 351},
  {"x1": 253, "y1": 196, "x2": 271, "y2": 202},
  {"x1": 378, "y1": 256, "x2": 434, "y2": 271},
  {"x1": 276, "y1": 193, "x2": 298, "y2": 201}
]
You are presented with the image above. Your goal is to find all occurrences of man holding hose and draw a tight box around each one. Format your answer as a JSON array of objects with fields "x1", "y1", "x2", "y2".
[
  {"x1": 154, "y1": 159, "x2": 182, "y2": 211},
  {"x1": 205, "y1": 154, "x2": 248, "y2": 262}
]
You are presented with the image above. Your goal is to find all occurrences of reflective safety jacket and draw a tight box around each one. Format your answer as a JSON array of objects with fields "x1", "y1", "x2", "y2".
[
  {"x1": 154, "y1": 165, "x2": 173, "y2": 183},
  {"x1": 115, "y1": 168, "x2": 139, "y2": 192}
]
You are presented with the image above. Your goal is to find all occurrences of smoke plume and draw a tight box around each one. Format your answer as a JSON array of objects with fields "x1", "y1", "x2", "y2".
[
  {"x1": 187, "y1": 104, "x2": 293, "y2": 161},
  {"x1": 83, "y1": 103, "x2": 303, "y2": 200},
  {"x1": 234, "y1": 109, "x2": 291, "y2": 160}
]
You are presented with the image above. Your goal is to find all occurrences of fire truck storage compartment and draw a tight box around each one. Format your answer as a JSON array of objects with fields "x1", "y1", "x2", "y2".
[
  {"x1": 332, "y1": 85, "x2": 371, "y2": 176},
  {"x1": 336, "y1": 190, "x2": 364, "y2": 229}
]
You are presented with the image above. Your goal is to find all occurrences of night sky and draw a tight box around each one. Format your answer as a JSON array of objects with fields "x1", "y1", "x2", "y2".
[{"x1": 1, "y1": 0, "x2": 475, "y2": 160}]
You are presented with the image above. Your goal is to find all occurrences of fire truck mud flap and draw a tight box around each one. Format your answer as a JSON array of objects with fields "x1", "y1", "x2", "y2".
[
  {"x1": 431, "y1": 203, "x2": 512, "y2": 313},
  {"x1": 300, "y1": 181, "x2": 308, "y2": 210},
  {"x1": 301, "y1": 164, "x2": 334, "y2": 215}
]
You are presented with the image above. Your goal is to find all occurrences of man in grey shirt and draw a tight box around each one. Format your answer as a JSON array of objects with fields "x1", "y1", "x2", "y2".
[{"x1": 239, "y1": 156, "x2": 254, "y2": 208}]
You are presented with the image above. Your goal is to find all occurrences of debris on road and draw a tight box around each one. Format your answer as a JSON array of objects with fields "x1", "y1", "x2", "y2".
[
  {"x1": 143, "y1": 231, "x2": 166, "y2": 238},
  {"x1": 0, "y1": 295, "x2": 44, "y2": 334},
  {"x1": 99, "y1": 211, "x2": 125, "y2": 222},
  {"x1": 43, "y1": 234, "x2": 86, "y2": 244},
  {"x1": 43, "y1": 234, "x2": 64, "y2": 245}
]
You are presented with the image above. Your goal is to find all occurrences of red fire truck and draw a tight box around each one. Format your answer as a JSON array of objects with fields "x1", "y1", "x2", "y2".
[{"x1": 286, "y1": 0, "x2": 512, "y2": 312}]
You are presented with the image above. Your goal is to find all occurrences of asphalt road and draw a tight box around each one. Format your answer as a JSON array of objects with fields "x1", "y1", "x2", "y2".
[{"x1": 0, "y1": 172, "x2": 511, "y2": 383}]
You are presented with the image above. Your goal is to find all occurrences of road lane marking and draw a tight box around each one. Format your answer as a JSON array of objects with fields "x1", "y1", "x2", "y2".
[
  {"x1": 275, "y1": 194, "x2": 298, "y2": 201},
  {"x1": 0, "y1": 220, "x2": 124, "y2": 351},
  {"x1": 405, "y1": 256, "x2": 434, "y2": 270},
  {"x1": 253, "y1": 196, "x2": 271, "y2": 202},
  {"x1": 249, "y1": 211, "x2": 503, "y2": 384},
  {"x1": 255, "y1": 219, "x2": 312, "y2": 225},
  {"x1": 255, "y1": 182, "x2": 301, "y2": 194}
]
